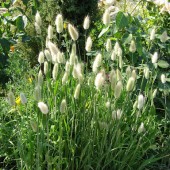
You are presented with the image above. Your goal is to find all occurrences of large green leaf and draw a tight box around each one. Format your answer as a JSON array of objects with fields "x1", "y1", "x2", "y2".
[
  {"x1": 158, "y1": 60, "x2": 169, "y2": 68},
  {"x1": 116, "y1": 12, "x2": 129, "y2": 30}
]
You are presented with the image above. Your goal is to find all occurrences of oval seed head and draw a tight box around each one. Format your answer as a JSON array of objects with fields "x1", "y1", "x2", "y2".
[
  {"x1": 110, "y1": 69, "x2": 117, "y2": 90},
  {"x1": 44, "y1": 49, "x2": 52, "y2": 62},
  {"x1": 105, "y1": 101, "x2": 111, "y2": 108},
  {"x1": 34, "y1": 22, "x2": 41, "y2": 34},
  {"x1": 144, "y1": 67, "x2": 149, "y2": 79},
  {"x1": 38, "y1": 102, "x2": 48, "y2": 114},
  {"x1": 133, "y1": 100, "x2": 138, "y2": 109},
  {"x1": 55, "y1": 14, "x2": 63, "y2": 33},
  {"x1": 92, "y1": 53, "x2": 102, "y2": 73},
  {"x1": 30, "y1": 121, "x2": 38, "y2": 132},
  {"x1": 160, "y1": 31, "x2": 169, "y2": 43},
  {"x1": 129, "y1": 40, "x2": 136, "y2": 53},
  {"x1": 38, "y1": 51, "x2": 44, "y2": 64},
  {"x1": 112, "y1": 109, "x2": 122, "y2": 120},
  {"x1": 138, "y1": 122, "x2": 145, "y2": 133},
  {"x1": 85, "y1": 36, "x2": 92, "y2": 52},
  {"x1": 38, "y1": 70, "x2": 43, "y2": 85},
  {"x1": 70, "y1": 43, "x2": 77, "y2": 65},
  {"x1": 126, "y1": 66, "x2": 131, "y2": 78},
  {"x1": 111, "y1": 50, "x2": 116, "y2": 61},
  {"x1": 152, "y1": 89, "x2": 157, "y2": 99},
  {"x1": 114, "y1": 41, "x2": 120, "y2": 54},
  {"x1": 119, "y1": 55, "x2": 123, "y2": 69},
  {"x1": 161, "y1": 74, "x2": 166, "y2": 84},
  {"x1": 60, "y1": 99, "x2": 67, "y2": 113},
  {"x1": 131, "y1": 70, "x2": 137, "y2": 80},
  {"x1": 106, "y1": 39, "x2": 112, "y2": 52},
  {"x1": 47, "y1": 25, "x2": 53, "y2": 39},
  {"x1": 44, "y1": 61, "x2": 48, "y2": 75},
  {"x1": 52, "y1": 63, "x2": 59, "y2": 81},
  {"x1": 74, "y1": 84, "x2": 81, "y2": 99},
  {"x1": 62, "y1": 72, "x2": 69, "y2": 85},
  {"x1": 57, "y1": 50, "x2": 65, "y2": 63},
  {"x1": 151, "y1": 52, "x2": 158, "y2": 64},
  {"x1": 95, "y1": 71, "x2": 105, "y2": 90},
  {"x1": 150, "y1": 27, "x2": 156, "y2": 41},
  {"x1": 48, "y1": 41, "x2": 59, "y2": 56},
  {"x1": 103, "y1": 9, "x2": 110, "y2": 25},
  {"x1": 65, "y1": 61, "x2": 70, "y2": 73},
  {"x1": 7, "y1": 91, "x2": 15, "y2": 106},
  {"x1": 83, "y1": 15, "x2": 90, "y2": 30},
  {"x1": 114, "y1": 81, "x2": 123, "y2": 98},
  {"x1": 137, "y1": 94, "x2": 145, "y2": 110},
  {"x1": 34, "y1": 85, "x2": 41, "y2": 101},
  {"x1": 126, "y1": 77, "x2": 135, "y2": 92},
  {"x1": 116, "y1": 69, "x2": 122, "y2": 81},
  {"x1": 20, "y1": 92, "x2": 27, "y2": 104},
  {"x1": 68, "y1": 23, "x2": 79, "y2": 41},
  {"x1": 35, "y1": 11, "x2": 42, "y2": 26}
]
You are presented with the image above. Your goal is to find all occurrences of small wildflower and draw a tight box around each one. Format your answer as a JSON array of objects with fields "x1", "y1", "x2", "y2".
[
  {"x1": 10, "y1": 46, "x2": 15, "y2": 52},
  {"x1": 28, "y1": 77, "x2": 33, "y2": 83},
  {"x1": 15, "y1": 96, "x2": 21, "y2": 105}
]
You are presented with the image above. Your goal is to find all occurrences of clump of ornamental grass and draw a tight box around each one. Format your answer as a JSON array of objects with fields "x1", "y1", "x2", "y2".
[{"x1": 4, "y1": 7, "x2": 169, "y2": 170}]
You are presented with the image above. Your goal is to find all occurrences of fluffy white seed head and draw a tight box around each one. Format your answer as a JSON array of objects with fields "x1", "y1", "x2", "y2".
[
  {"x1": 44, "y1": 61, "x2": 48, "y2": 75},
  {"x1": 110, "y1": 69, "x2": 117, "y2": 90},
  {"x1": 161, "y1": 74, "x2": 166, "y2": 84},
  {"x1": 106, "y1": 39, "x2": 112, "y2": 52},
  {"x1": 95, "y1": 71, "x2": 105, "y2": 90},
  {"x1": 47, "y1": 25, "x2": 53, "y2": 39},
  {"x1": 160, "y1": 31, "x2": 169, "y2": 43},
  {"x1": 20, "y1": 93, "x2": 27, "y2": 104},
  {"x1": 34, "y1": 85, "x2": 41, "y2": 101},
  {"x1": 112, "y1": 109, "x2": 122, "y2": 120},
  {"x1": 83, "y1": 15, "x2": 90, "y2": 30},
  {"x1": 35, "y1": 11, "x2": 42, "y2": 26},
  {"x1": 55, "y1": 14, "x2": 63, "y2": 33},
  {"x1": 126, "y1": 66, "x2": 131, "y2": 78},
  {"x1": 131, "y1": 70, "x2": 137, "y2": 80},
  {"x1": 68, "y1": 24, "x2": 79, "y2": 41},
  {"x1": 85, "y1": 36, "x2": 92, "y2": 52},
  {"x1": 52, "y1": 63, "x2": 58, "y2": 81},
  {"x1": 152, "y1": 52, "x2": 158, "y2": 64},
  {"x1": 138, "y1": 122, "x2": 145, "y2": 133},
  {"x1": 74, "y1": 84, "x2": 81, "y2": 99},
  {"x1": 129, "y1": 40, "x2": 136, "y2": 53},
  {"x1": 111, "y1": 50, "x2": 116, "y2": 61},
  {"x1": 105, "y1": 101, "x2": 111, "y2": 108},
  {"x1": 44, "y1": 49, "x2": 52, "y2": 62},
  {"x1": 103, "y1": 9, "x2": 110, "y2": 25},
  {"x1": 105, "y1": 0, "x2": 115, "y2": 6},
  {"x1": 65, "y1": 61, "x2": 70, "y2": 73},
  {"x1": 137, "y1": 94, "x2": 145, "y2": 110},
  {"x1": 150, "y1": 27, "x2": 156, "y2": 41},
  {"x1": 144, "y1": 67, "x2": 149, "y2": 79},
  {"x1": 60, "y1": 99, "x2": 67, "y2": 113},
  {"x1": 38, "y1": 102, "x2": 48, "y2": 114},
  {"x1": 116, "y1": 69, "x2": 122, "y2": 81},
  {"x1": 92, "y1": 53, "x2": 102, "y2": 73},
  {"x1": 62, "y1": 72, "x2": 69, "y2": 85},
  {"x1": 38, "y1": 70, "x2": 43, "y2": 85},
  {"x1": 114, "y1": 81, "x2": 123, "y2": 98},
  {"x1": 57, "y1": 51, "x2": 65, "y2": 63},
  {"x1": 126, "y1": 77, "x2": 135, "y2": 92},
  {"x1": 48, "y1": 41, "x2": 59, "y2": 57},
  {"x1": 70, "y1": 43, "x2": 77, "y2": 65},
  {"x1": 7, "y1": 91, "x2": 15, "y2": 106},
  {"x1": 34, "y1": 22, "x2": 41, "y2": 34},
  {"x1": 38, "y1": 51, "x2": 45, "y2": 64}
]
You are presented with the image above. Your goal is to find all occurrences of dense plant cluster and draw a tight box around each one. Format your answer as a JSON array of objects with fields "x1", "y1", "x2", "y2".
[{"x1": 0, "y1": 0, "x2": 170, "y2": 169}]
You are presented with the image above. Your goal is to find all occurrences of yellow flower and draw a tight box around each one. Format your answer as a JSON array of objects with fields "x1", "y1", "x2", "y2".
[
  {"x1": 28, "y1": 77, "x2": 33, "y2": 83},
  {"x1": 10, "y1": 46, "x2": 15, "y2": 52},
  {"x1": 15, "y1": 97, "x2": 21, "y2": 105},
  {"x1": 64, "y1": 22, "x2": 67, "y2": 29}
]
